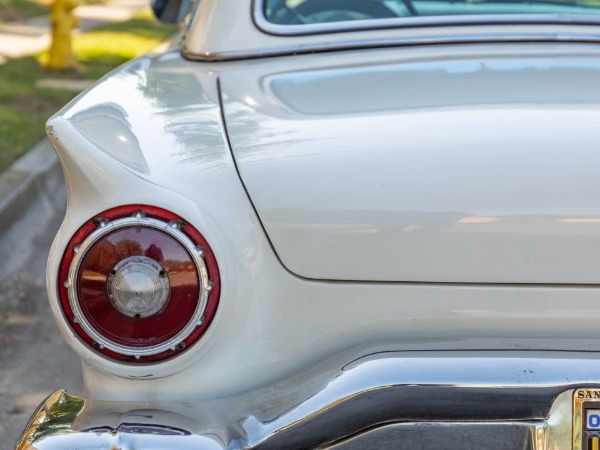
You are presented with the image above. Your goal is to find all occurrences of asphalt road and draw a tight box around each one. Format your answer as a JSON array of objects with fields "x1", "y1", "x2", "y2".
[{"x1": 0, "y1": 208, "x2": 83, "y2": 449}]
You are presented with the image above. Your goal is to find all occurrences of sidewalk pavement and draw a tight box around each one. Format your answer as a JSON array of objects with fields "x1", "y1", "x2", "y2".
[
  {"x1": 0, "y1": 0, "x2": 149, "y2": 62},
  {"x1": 0, "y1": 140, "x2": 64, "y2": 279}
]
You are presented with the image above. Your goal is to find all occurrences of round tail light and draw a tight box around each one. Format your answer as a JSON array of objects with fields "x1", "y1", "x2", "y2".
[{"x1": 58, "y1": 205, "x2": 220, "y2": 363}]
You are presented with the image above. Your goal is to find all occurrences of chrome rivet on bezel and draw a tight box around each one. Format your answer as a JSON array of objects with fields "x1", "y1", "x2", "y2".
[{"x1": 92, "y1": 217, "x2": 109, "y2": 228}]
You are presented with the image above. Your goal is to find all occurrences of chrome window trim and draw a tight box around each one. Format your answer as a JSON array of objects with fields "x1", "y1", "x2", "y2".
[
  {"x1": 182, "y1": 32, "x2": 600, "y2": 61},
  {"x1": 65, "y1": 216, "x2": 210, "y2": 358},
  {"x1": 252, "y1": 0, "x2": 600, "y2": 37}
]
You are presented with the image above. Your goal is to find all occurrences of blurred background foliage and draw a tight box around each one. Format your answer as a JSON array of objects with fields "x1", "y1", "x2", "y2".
[
  {"x1": 0, "y1": 2, "x2": 176, "y2": 172},
  {"x1": 0, "y1": 0, "x2": 47, "y2": 22}
]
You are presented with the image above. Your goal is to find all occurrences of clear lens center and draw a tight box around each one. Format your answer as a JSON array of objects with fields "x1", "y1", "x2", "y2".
[{"x1": 107, "y1": 256, "x2": 170, "y2": 318}]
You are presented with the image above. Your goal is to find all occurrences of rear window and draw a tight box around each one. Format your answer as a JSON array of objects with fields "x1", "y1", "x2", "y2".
[{"x1": 262, "y1": 0, "x2": 600, "y2": 27}]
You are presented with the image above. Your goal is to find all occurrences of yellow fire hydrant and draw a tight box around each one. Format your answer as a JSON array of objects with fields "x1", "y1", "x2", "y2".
[{"x1": 46, "y1": 0, "x2": 79, "y2": 70}]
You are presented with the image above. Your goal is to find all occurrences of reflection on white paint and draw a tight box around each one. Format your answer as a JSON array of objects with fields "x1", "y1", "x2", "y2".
[
  {"x1": 403, "y1": 225, "x2": 420, "y2": 232},
  {"x1": 457, "y1": 217, "x2": 497, "y2": 224},
  {"x1": 244, "y1": 96, "x2": 258, "y2": 107},
  {"x1": 560, "y1": 218, "x2": 600, "y2": 223}
]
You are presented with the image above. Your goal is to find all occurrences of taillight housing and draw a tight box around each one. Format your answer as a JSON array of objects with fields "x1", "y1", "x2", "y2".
[{"x1": 58, "y1": 205, "x2": 220, "y2": 363}]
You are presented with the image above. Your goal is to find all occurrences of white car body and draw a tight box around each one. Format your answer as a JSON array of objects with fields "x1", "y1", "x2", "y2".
[{"x1": 16, "y1": 0, "x2": 600, "y2": 449}]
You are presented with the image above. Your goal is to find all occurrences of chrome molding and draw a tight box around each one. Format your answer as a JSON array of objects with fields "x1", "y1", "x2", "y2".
[
  {"x1": 243, "y1": 352, "x2": 600, "y2": 449},
  {"x1": 16, "y1": 390, "x2": 85, "y2": 450},
  {"x1": 183, "y1": 30, "x2": 600, "y2": 62},
  {"x1": 326, "y1": 422, "x2": 539, "y2": 449},
  {"x1": 65, "y1": 214, "x2": 210, "y2": 358},
  {"x1": 15, "y1": 351, "x2": 600, "y2": 449},
  {"x1": 15, "y1": 390, "x2": 223, "y2": 450}
]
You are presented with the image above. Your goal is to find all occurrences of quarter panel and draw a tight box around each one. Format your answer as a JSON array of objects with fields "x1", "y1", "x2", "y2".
[
  {"x1": 221, "y1": 44, "x2": 600, "y2": 283},
  {"x1": 44, "y1": 48, "x2": 600, "y2": 403}
]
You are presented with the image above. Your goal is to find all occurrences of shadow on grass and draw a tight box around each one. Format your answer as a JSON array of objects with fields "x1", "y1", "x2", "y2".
[{"x1": 0, "y1": 0, "x2": 47, "y2": 22}]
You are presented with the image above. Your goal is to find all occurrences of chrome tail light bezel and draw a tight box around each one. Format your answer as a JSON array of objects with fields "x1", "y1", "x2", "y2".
[{"x1": 58, "y1": 205, "x2": 220, "y2": 363}]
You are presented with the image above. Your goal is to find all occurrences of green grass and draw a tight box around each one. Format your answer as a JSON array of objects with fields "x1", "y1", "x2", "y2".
[
  {"x1": 0, "y1": 57, "x2": 72, "y2": 170},
  {"x1": 0, "y1": 106, "x2": 46, "y2": 169},
  {"x1": 0, "y1": 0, "x2": 47, "y2": 22},
  {"x1": 0, "y1": 10, "x2": 176, "y2": 171},
  {"x1": 72, "y1": 11, "x2": 176, "y2": 78}
]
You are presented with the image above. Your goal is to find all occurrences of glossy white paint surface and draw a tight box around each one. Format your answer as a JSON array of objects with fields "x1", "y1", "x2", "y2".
[
  {"x1": 45, "y1": 46, "x2": 600, "y2": 402},
  {"x1": 222, "y1": 44, "x2": 600, "y2": 283}
]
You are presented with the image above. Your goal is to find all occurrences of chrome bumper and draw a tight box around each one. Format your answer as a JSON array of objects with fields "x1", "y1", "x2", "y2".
[{"x1": 16, "y1": 351, "x2": 600, "y2": 449}]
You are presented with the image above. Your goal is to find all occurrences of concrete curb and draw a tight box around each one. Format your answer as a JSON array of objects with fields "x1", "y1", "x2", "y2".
[{"x1": 0, "y1": 140, "x2": 66, "y2": 279}]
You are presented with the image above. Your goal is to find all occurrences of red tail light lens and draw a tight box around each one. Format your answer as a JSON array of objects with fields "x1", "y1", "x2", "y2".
[{"x1": 58, "y1": 205, "x2": 220, "y2": 363}]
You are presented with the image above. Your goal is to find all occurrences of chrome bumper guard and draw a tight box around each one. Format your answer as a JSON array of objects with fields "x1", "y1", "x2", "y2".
[{"x1": 16, "y1": 351, "x2": 600, "y2": 449}]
